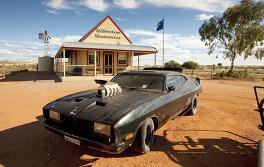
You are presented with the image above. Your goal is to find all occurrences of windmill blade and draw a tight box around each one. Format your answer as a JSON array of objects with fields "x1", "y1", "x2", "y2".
[{"x1": 38, "y1": 33, "x2": 44, "y2": 40}]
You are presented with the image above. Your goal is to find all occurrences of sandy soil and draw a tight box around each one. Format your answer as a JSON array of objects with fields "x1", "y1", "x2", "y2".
[{"x1": 0, "y1": 79, "x2": 263, "y2": 167}]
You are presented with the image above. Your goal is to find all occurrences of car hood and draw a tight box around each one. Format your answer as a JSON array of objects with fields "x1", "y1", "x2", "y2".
[{"x1": 45, "y1": 89, "x2": 163, "y2": 124}]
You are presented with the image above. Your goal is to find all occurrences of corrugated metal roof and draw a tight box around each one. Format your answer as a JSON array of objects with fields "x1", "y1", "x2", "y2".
[{"x1": 61, "y1": 42, "x2": 157, "y2": 53}]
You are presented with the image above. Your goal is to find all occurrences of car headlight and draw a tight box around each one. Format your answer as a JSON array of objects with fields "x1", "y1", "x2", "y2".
[
  {"x1": 49, "y1": 110, "x2": 60, "y2": 121},
  {"x1": 94, "y1": 122, "x2": 111, "y2": 137}
]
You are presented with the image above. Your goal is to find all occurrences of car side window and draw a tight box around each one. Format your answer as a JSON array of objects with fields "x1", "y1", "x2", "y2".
[{"x1": 167, "y1": 75, "x2": 187, "y2": 88}]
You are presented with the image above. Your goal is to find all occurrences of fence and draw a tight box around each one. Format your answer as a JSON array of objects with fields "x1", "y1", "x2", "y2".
[
  {"x1": 0, "y1": 64, "x2": 37, "y2": 78},
  {"x1": 184, "y1": 68, "x2": 264, "y2": 80},
  {"x1": 134, "y1": 65, "x2": 264, "y2": 80}
]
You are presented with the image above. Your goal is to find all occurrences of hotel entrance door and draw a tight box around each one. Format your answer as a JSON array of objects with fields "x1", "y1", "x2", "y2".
[{"x1": 104, "y1": 52, "x2": 113, "y2": 74}]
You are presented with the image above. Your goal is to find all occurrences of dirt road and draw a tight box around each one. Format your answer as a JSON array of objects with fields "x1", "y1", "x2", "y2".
[{"x1": 0, "y1": 79, "x2": 263, "y2": 167}]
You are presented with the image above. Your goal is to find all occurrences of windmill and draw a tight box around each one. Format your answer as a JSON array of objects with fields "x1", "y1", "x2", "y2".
[{"x1": 38, "y1": 30, "x2": 51, "y2": 56}]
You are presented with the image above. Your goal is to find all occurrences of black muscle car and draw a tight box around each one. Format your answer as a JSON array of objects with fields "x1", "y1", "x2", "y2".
[{"x1": 42, "y1": 70, "x2": 202, "y2": 154}]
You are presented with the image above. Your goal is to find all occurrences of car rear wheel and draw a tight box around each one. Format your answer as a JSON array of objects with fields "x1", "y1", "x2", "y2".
[
  {"x1": 188, "y1": 95, "x2": 198, "y2": 115},
  {"x1": 132, "y1": 118, "x2": 154, "y2": 154}
]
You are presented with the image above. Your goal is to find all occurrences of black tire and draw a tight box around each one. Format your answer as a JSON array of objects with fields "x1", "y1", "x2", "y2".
[
  {"x1": 132, "y1": 118, "x2": 155, "y2": 154},
  {"x1": 188, "y1": 95, "x2": 198, "y2": 115}
]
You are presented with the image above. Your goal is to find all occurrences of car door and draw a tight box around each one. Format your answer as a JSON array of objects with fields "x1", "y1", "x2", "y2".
[{"x1": 166, "y1": 75, "x2": 188, "y2": 118}]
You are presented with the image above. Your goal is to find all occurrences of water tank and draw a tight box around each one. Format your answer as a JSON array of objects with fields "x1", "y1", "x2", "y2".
[{"x1": 38, "y1": 56, "x2": 54, "y2": 72}]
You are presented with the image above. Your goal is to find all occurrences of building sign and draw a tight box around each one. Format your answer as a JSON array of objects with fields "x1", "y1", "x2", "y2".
[
  {"x1": 81, "y1": 16, "x2": 131, "y2": 45},
  {"x1": 94, "y1": 28, "x2": 121, "y2": 40}
]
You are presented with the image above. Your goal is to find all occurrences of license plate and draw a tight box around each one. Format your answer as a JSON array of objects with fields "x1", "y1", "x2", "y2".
[{"x1": 64, "y1": 135, "x2": 80, "y2": 145}]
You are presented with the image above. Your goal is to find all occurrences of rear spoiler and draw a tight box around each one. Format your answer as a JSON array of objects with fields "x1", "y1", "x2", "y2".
[{"x1": 143, "y1": 67, "x2": 183, "y2": 73}]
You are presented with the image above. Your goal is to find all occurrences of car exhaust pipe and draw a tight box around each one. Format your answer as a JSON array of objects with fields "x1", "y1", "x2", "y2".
[{"x1": 258, "y1": 140, "x2": 264, "y2": 167}]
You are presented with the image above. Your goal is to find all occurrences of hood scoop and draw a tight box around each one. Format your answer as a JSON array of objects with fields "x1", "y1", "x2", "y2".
[{"x1": 74, "y1": 98, "x2": 84, "y2": 102}]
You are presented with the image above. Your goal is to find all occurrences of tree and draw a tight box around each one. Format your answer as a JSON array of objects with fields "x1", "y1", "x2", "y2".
[
  {"x1": 164, "y1": 60, "x2": 181, "y2": 68},
  {"x1": 182, "y1": 61, "x2": 199, "y2": 69},
  {"x1": 199, "y1": 0, "x2": 264, "y2": 71},
  {"x1": 217, "y1": 63, "x2": 223, "y2": 67}
]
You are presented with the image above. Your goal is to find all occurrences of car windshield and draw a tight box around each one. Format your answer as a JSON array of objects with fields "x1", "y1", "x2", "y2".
[{"x1": 111, "y1": 73, "x2": 165, "y2": 91}]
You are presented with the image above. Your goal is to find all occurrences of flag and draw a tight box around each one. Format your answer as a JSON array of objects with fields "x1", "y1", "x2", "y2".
[{"x1": 156, "y1": 19, "x2": 164, "y2": 31}]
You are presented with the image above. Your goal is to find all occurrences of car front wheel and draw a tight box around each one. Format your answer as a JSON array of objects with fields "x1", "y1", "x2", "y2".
[
  {"x1": 132, "y1": 118, "x2": 154, "y2": 154},
  {"x1": 186, "y1": 95, "x2": 198, "y2": 115},
  {"x1": 190, "y1": 95, "x2": 198, "y2": 115}
]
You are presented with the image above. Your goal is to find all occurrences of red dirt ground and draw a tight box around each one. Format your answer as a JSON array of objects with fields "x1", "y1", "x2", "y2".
[{"x1": 0, "y1": 79, "x2": 263, "y2": 167}]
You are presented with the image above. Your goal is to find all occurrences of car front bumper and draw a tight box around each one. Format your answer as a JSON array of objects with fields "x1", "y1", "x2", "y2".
[{"x1": 42, "y1": 120, "x2": 126, "y2": 154}]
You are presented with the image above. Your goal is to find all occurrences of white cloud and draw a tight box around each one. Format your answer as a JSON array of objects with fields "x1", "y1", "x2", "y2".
[
  {"x1": 126, "y1": 28, "x2": 204, "y2": 51},
  {"x1": 46, "y1": 9, "x2": 59, "y2": 14},
  {"x1": 114, "y1": 0, "x2": 237, "y2": 12},
  {"x1": 126, "y1": 28, "x2": 264, "y2": 66},
  {"x1": 63, "y1": 35, "x2": 82, "y2": 42},
  {"x1": 42, "y1": 0, "x2": 72, "y2": 10},
  {"x1": 196, "y1": 13, "x2": 214, "y2": 21},
  {"x1": 42, "y1": 0, "x2": 237, "y2": 14},
  {"x1": 126, "y1": 28, "x2": 204, "y2": 65},
  {"x1": 42, "y1": 0, "x2": 109, "y2": 13},
  {"x1": 4, "y1": 43, "x2": 20, "y2": 48},
  {"x1": 116, "y1": 17, "x2": 125, "y2": 21},
  {"x1": 125, "y1": 29, "x2": 157, "y2": 37},
  {"x1": 79, "y1": 0, "x2": 109, "y2": 12},
  {"x1": 73, "y1": 10, "x2": 84, "y2": 15},
  {"x1": 0, "y1": 35, "x2": 82, "y2": 62},
  {"x1": 113, "y1": 0, "x2": 139, "y2": 9}
]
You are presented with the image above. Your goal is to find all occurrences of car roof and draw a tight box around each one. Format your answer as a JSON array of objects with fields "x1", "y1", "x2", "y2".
[{"x1": 119, "y1": 70, "x2": 182, "y2": 76}]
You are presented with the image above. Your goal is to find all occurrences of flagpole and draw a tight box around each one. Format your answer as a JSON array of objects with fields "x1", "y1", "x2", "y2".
[
  {"x1": 162, "y1": 18, "x2": 164, "y2": 67},
  {"x1": 163, "y1": 25, "x2": 164, "y2": 67}
]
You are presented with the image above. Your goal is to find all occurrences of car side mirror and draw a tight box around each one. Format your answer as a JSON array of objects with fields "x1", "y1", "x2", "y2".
[{"x1": 168, "y1": 86, "x2": 176, "y2": 92}]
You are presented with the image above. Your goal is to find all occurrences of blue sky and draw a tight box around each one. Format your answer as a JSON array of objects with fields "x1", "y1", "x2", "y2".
[{"x1": 0, "y1": 0, "x2": 263, "y2": 66}]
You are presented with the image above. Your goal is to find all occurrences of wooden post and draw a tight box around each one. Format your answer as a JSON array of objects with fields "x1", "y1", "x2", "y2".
[
  {"x1": 131, "y1": 52, "x2": 134, "y2": 70},
  {"x1": 56, "y1": 58, "x2": 57, "y2": 72},
  {"x1": 94, "y1": 50, "x2": 97, "y2": 76},
  {"x1": 3, "y1": 64, "x2": 5, "y2": 78},
  {"x1": 59, "y1": 56, "x2": 61, "y2": 73},
  {"x1": 63, "y1": 49, "x2": 66, "y2": 77},
  {"x1": 211, "y1": 66, "x2": 213, "y2": 79},
  {"x1": 138, "y1": 55, "x2": 139, "y2": 70},
  {"x1": 154, "y1": 53, "x2": 156, "y2": 67}
]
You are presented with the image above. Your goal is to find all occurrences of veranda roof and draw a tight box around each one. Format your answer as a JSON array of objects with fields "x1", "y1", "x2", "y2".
[{"x1": 55, "y1": 42, "x2": 157, "y2": 57}]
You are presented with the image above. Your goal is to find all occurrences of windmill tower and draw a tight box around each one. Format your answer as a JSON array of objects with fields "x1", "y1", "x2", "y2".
[{"x1": 38, "y1": 30, "x2": 51, "y2": 56}]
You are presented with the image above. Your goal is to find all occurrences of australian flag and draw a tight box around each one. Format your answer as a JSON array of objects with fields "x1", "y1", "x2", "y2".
[{"x1": 156, "y1": 19, "x2": 164, "y2": 31}]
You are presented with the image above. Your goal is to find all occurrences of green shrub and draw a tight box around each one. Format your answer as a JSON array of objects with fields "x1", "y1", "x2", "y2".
[
  {"x1": 214, "y1": 70, "x2": 250, "y2": 79},
  {"x1": 182, "y1": 61, "x2": 199, "y2": 69},
  {"x1": 164, "y1": 60, "x2": 181, "y2": 68},
  {"x1": 217, "y1": 63, "x2": 223, "y2": 67}
]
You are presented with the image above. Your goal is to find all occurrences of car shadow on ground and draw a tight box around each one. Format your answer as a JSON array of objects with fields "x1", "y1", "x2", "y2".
[
  {"x1": 0, "y1": 71, "x2": 61, "y2": 82},
  {"x1": 152, "y1": 130, "x2": 257, "y2": 167},
  {"x1": 0, "y1": 116, "x2": 258, "y2": 167},
  {"x1": 0, "y1": 116, "x2": 138, "y2": 167}
]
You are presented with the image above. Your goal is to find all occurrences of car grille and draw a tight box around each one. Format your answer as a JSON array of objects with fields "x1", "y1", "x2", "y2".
[
  {"x1": 60, "y1": 114, "x2": 93, "y2": 138},
  {"x1": 45, "y1": 112, "x2": 113, "y2": 144}
]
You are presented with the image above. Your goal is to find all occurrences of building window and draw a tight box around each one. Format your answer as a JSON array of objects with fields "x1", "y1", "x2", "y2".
[
  {"x1": 87, "y1": 51, "x2": 99, "y2": 65},
  {"x1": 118, "y1": 53, "x2": 127, "y2": 65}
]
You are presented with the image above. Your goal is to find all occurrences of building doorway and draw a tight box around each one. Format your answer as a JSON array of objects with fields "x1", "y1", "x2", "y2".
[{"x1": 104, "y1": 52, "x2": 113, "y2": 74}]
